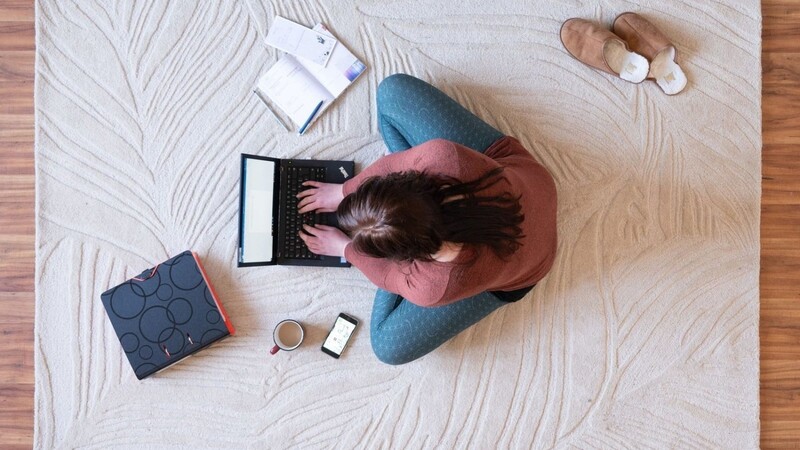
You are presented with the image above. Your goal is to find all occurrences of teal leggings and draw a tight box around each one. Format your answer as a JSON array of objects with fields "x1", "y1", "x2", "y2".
[{"x1": 369, "y1": 74, "x2": 510, "y2": 365}]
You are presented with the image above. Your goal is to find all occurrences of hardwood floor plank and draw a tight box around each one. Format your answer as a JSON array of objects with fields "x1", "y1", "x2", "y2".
[
  {"x1": 0, "y1": 23, "x2": 34, "y2": 52},
  {"x1": 0, "y1": 233, "x2": 34, "y2": 294},
  {"x1": 761, "y1": 10, "x2": 800, "y2": 448},
  {"x1": 0, "y1": 293, "x2": 34, "y2": 323},
  {"x1": 0, "y1": 175, "x2": 34, "y2": 201},
  {"x1": 761, "y1": 420, "x2": 800, "y2": 447},
  {"x1": 0, "y1": 83, "x2": 34, "y2": 115},
  {"x1": 763, "y1": 142, "x2": 800, "y2": 162},
  {"x1": 761, "y1": 52, "x2": 800, "y2": 148},
  {"x1": 0, "y1": 146, "x2": 35, "y2": 174},
  {"x1": 0, "y1": 51, "x2": 34, "y2": 82},
  {"x1": 0, "y1": 10, "x2": 35, "y2": 441},
  {"x1": 0, "y1": 0, "x2": 34, "y2": 22},
  {"x1": 0, "y1": 323, "x2": 33, "y2": 385},
  {"x1": 760, "y1": 214, "x2": 800, "y2": 237},
  {"x1": 0, "y1": 216, "x2": 34, "y2": 237},
  {"x1": 0, "y1": 385, "x2": 34, "y2": 447},
  {"x1": 760, "y1": 12, "x2": 800, "y2": 438},
  {"x1": 762, "y1": 84, "x2": 800, "y2": 146},
  {"x1": 763, "y1": 53, "x2": 800, "y2": 87},
  {"x1": 762, "y1": 0, "x2": 800, "y2": 53}
]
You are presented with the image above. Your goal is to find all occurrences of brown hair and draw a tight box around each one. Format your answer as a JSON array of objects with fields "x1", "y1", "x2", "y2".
[{"x1": 336, "y1": 168, "x2": 524, "y2": 262}]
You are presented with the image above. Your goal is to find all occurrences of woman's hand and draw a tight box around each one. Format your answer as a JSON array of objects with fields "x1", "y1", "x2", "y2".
[
  {"x1": 297, "y1": 181, "x2": 344, "y2": 214},
  {"x1": 298, "y1": 224, "x2": 352, "y2": 257}
]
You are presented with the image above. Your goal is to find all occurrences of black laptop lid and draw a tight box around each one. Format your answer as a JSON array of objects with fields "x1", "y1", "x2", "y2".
[{"x1": 238, "y1": 154, "x2": 280, "y2": 266}]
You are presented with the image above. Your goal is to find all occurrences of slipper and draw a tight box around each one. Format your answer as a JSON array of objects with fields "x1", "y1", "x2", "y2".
[
  {"x1": 560, "y1": 18, "x2": 650, "y2": 84},
  {"x1": 613, "y1": 12, "x2": 688, "y2": 95}
]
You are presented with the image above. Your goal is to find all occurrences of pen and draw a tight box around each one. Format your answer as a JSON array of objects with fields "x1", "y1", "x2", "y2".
[
  {"x1": 253, "y1": 89, "x2": 290, "y2": 132},
  {"x1": 298, "y1": 100, "x2": 324, "y2": 135}
]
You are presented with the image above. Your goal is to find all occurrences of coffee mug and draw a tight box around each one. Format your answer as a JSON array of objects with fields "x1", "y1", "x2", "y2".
[{"x1": 270, "y1": 319, "x2": 304, "y2": 355}]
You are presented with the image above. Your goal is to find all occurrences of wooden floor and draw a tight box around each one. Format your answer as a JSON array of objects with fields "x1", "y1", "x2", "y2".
[
  {"x1": 0, "y1": 0, "x2": 35, "y2": 448},
  {"x1": 0, "y1": 1, "x2": 798, "y2": 447},
  {"x1": 760, "y1": 0, "x2": 800, "y2": 447}
]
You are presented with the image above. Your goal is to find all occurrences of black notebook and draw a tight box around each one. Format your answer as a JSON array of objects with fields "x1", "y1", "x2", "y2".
[{"x1": 100, "y1": 251, "x2": 235, "y2": 380}]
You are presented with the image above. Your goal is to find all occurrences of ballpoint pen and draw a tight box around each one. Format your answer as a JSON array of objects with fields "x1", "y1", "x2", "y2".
[
  {"x1": 298, "y1": 100, "x2": 324, "y2": 135},
  {"x1": 253, "y1": 89, "x2": 290, "y2": 132}
]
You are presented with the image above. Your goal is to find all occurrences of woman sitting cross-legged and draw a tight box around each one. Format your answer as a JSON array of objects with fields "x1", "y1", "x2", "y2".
[{"x1": 298, "y1": 73, "x2": 557, "y2": 365}]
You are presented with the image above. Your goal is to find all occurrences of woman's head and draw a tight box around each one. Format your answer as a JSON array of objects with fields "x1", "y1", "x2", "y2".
[
  {"x1": 336, "y1": 168, "x2": 524, "y2": 262},
  {"x1": 336, "y1": 172, "x2": 445, "y2": 261}
]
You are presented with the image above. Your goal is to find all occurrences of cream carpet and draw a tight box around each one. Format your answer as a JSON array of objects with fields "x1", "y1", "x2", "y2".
[{"x1": 34, "y1": 1, "x2": 761, "y2": 448}]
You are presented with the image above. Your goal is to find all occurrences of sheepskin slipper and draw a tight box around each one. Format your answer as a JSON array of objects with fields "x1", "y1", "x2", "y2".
[
  {"x1": 613, "y1": 12, "x2": 688, "y2": 95},
  {"x1": 560, "y1": 18, "x2": 650, "y2": 84}
]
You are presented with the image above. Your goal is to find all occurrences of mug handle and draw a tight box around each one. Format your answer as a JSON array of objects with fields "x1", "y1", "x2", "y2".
[{"x1": 270, "y1": 345, "x2": 280, "y2": 355}]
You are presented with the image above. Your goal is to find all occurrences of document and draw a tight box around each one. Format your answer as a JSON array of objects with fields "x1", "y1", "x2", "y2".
[
  {"x1": 255, "y1": 22, "x2": 367, "y2": 132},
  {"x1": 265, "y1": 16, "x2": 337, "y2": 67}
]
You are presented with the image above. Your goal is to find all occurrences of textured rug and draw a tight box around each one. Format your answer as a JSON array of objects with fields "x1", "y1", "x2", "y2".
[{"x1": 34, "y1": 1, "x2": 761, "y2": 448}]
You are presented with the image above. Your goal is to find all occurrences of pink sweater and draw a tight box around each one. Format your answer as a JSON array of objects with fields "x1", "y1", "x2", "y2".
[{"x1": 342, "y1": 137, "x2": 557, "y2": 307}]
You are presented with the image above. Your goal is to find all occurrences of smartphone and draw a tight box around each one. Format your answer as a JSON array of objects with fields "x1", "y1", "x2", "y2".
[{"x1": 321, "y1": 313, "x2": 358, "y2": 358}]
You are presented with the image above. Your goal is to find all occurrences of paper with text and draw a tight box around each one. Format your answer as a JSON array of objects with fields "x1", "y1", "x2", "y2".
[{"x1": 266, "y1": 16, "x2": 337, "y2": 67}]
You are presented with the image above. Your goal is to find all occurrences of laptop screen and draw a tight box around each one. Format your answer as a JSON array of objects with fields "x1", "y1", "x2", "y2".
[{"x1": 240, "y1": 156, "x2": 277, "y2": 264}]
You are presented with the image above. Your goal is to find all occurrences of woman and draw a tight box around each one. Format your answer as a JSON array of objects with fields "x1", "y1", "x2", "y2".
[{"x1": 298, "y1": 74, "x2": 557, "y2": 365}]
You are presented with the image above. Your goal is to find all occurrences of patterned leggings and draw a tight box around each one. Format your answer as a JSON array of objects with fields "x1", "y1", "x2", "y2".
[{"x1": 369, "y1": 73, "x2": 511, "y2": 365}]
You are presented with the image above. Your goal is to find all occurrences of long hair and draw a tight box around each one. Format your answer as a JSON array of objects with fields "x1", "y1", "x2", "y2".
[{"x1": 336, "y1": 167, "x2": 524, "y2": 262}]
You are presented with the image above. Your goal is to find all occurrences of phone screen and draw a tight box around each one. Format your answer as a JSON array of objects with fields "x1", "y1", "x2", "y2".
[{"x1": 322, "y1": 315, "x2": 357, "y2": 357}]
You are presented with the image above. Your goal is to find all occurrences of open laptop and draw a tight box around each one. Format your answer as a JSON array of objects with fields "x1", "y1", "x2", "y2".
[{"x1": 238, "y1": 154, "x2": 355, "y2": 268}]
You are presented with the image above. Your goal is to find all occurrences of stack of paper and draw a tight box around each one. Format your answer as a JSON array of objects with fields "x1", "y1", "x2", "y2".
[{"x1": 256, "y1": 17, "x2": 367, "y2": 133}]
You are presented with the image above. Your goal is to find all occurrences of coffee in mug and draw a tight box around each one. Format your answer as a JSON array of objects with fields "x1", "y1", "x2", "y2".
[{"x1": 270, "y1": 319, "x2": 304, "y2": 355}]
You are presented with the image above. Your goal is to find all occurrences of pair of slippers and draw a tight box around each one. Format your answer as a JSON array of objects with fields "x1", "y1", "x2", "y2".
[{"x1": 560, "y1": 13, "x2": 687, "y2": 95}]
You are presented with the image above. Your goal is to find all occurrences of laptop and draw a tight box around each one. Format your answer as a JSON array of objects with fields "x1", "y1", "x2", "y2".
[{"x1": 238, "y1": 153, "x2": 355, "y2": 268}]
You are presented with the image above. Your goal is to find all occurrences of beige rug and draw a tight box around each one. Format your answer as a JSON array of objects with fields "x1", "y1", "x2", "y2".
[{"x1": 35, "y1": 1, "x2": 761, "y2": 448}]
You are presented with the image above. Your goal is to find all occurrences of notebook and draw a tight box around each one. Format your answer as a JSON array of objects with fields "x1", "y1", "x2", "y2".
[
  {"x1": 238, "y1": 153, "x2": 355, "y2": 268},
  {"x1": 100, "y1": 251, "x2": 235, "y2": 380},
  {"x1": 255, "y1": 22, "x2": 367, "y2": 133}
]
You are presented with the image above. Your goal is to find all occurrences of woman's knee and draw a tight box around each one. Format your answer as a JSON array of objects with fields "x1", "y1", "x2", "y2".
[
  {"x1": 370, "y1": 333, "x2": 414, "y2": 366},
  {"x1": 371, "y1": 345, "x2": 412, "y2": 365},
  {"x1": 377, "y1": 73, "x2": 424, "y2": 104},
  {"x1": 372, "y1": 348, "x2": 403, "y2": 366}
]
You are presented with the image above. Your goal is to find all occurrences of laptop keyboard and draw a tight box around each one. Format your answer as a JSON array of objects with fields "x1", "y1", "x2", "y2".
[{"x1": 282, "y1": 166, "x2": 327, "y2": 259}]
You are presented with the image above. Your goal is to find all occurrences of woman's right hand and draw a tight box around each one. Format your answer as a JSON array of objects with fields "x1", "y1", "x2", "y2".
[{"x1": 297, "y1": 181, "x2": 345, "y2": 214}]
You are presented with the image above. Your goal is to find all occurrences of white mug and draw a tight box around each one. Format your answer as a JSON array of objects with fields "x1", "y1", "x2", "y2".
[{"x1": 270, "y1": 319, "x2": 304, "y2": 355}]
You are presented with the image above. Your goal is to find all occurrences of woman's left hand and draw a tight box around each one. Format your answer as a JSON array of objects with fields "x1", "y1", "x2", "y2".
[{"x1": 298, "y1": 224, "x2": 352, "y2": 257}]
